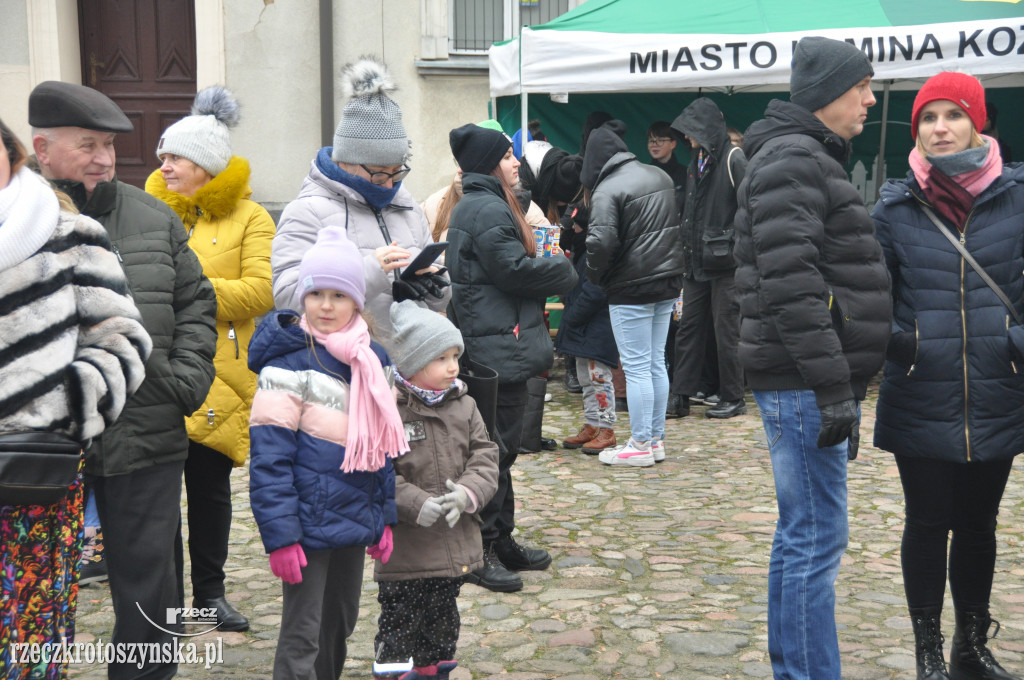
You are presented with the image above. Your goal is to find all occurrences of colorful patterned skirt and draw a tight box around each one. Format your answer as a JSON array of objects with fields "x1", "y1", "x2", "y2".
[{"x1": 0, "y1": 467, "x2": 84, "y2": 680}]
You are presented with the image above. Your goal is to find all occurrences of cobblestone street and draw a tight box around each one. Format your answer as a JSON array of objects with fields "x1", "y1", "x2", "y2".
[{"x1": 70, "y1": 367, "x2": 1024, "y2": 679}]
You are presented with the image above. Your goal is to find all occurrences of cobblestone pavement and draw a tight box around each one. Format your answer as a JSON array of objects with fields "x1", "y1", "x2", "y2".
[{"x1": 70, "y1": 366, "x2": 1024, "y2": 679}]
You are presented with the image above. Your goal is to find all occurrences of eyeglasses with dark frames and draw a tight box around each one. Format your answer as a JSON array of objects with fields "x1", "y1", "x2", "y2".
[
  {"x1": 647, "y1": 137, "x2": 674, "y2": 146},
  {"x1": 360, "y1": 164, "x2": 411, "y2": 185}
]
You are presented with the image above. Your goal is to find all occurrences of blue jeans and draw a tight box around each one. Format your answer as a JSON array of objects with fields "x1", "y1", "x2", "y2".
[
  {"x1": 608, "y1": 300, "x2": 673, "y2": 443},
  {"x1": 754, "y1": 389, "x2": 851, "y2": 680}
]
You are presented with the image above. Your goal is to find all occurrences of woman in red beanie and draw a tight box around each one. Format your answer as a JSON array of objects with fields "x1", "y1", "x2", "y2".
[{"x1": 872, "y1": 72, "x2": 1024, "y2": 680}]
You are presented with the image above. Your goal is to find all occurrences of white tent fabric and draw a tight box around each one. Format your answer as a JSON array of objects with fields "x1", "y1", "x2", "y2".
[{"x1": 490, "y1": 18, "x2": 1024, "y2": 97}]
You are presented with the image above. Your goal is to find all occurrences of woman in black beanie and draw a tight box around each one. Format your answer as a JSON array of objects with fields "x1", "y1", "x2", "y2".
[{"x1": 445, "y1": 124, "x2": 577, "y2": 593}]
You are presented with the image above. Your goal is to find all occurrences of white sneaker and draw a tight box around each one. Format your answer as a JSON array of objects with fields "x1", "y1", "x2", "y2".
[
  {"x1": 651, "y1": 439, "x2": 665, "y2": 462},
  {"x1": 598, "y1": 438, "x2": 655, "y2": 467}
]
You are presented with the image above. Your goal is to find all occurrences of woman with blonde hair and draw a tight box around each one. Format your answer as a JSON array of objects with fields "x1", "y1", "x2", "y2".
[{"x1": 873, "y1": 71, "x2": 1024, "y2": 680}]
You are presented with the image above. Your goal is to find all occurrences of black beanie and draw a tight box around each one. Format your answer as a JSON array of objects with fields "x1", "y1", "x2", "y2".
[
  {"x1": 449, "y1": 123, "x2": 512, "y2": 175},
  {"x1": 790, "y1": 37, "x2": 874, "y2": 113},
  {"x1": 548, "y1": 154, "x2": 583, "y2": 204}
]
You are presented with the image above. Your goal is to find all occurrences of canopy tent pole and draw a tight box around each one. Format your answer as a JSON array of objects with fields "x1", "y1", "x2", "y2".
[
  {"x1": 874, "y1": 80, "x2": 892, "y2": 202},
  {"x1": 520, "y1": 27, "x2": 529, "y2": 151}
]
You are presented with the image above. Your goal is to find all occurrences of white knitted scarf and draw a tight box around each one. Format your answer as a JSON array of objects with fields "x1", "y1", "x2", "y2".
[{"x1": 0, "y1": 167, "x2": 60, "y2": 273}]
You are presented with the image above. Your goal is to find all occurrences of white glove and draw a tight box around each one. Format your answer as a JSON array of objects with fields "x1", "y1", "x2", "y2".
[
  {"x1": 438, "y1": 479, "x2": 470, "y2": 528},
  {"x1": 416, "y1": 497, "x2": 445, "y2": 527}
]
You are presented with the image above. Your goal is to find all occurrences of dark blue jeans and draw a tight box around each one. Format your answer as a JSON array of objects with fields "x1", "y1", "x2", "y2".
[{"x1": 754, "y1": 389, "x2": 852, "y2": 680}]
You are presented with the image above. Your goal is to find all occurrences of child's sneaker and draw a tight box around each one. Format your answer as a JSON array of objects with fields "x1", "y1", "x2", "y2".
[
  {"x1": 651, "y1": 439, "x2": 665, "y2": 462},
  {"x1": 598, "y1": 438, "x2": 655, "y2": 467}
]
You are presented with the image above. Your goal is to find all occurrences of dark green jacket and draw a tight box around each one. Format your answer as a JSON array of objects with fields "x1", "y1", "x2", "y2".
[{"x1": 56, "y1": 178, "x2": 217, "y2": 476}]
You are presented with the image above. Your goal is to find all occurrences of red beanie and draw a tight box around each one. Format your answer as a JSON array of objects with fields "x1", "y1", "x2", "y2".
[{"x1": 911, "y1": 72, "x2": 986, "y2": 140}]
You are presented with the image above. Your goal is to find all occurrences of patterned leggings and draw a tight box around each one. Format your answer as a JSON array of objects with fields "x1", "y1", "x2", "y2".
[{"x1": 375, "y1": 577, "x2": 462, "y2": 668}]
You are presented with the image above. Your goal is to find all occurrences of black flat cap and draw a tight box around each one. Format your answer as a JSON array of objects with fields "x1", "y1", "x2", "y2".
[{"x1": 28, "y1": 81, "x2": 133, "y2": 133}]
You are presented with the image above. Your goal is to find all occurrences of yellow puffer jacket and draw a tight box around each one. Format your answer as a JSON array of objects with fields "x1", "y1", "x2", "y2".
[{"x1": 146, "y1": 156, "x2": 275, "y2": 466}]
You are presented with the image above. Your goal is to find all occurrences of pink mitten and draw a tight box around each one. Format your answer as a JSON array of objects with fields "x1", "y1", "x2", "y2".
[
  {"x1": 269, "y1": 543, "x2": 307, "y2": 584},
  {"x1": 366, "y1": 525, "x2": 393, "y2": 564}
]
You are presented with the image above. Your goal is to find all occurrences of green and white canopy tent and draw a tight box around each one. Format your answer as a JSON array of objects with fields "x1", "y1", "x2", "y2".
[{"x1": 488, "y1": 0, "x2": 1024, "y2": 202}]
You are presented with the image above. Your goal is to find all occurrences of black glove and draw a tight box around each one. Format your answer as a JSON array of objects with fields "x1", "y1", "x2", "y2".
[
  {"x1": 847, "y1": 426, "x2": 859, "y2": 461},
  {"x1": 817, "y1": 398, "x2": 859, "y2": 449},
  {"x1": 392, "y1": 270, "x2": 450, "y2": 303}
]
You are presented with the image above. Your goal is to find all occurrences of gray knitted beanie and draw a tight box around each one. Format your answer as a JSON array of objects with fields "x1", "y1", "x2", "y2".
[
  {"x1": 156, "y1": 86, "x2": 239, "y2": 176},
  {"x1": 332, "y1": 57, "x2": 410, "y2": 166},
  {"x1": 790, "y1": 37, "x2": 874, "y2": 113},
  {"x1": 389, "y1": 300, "x2": 464, "y2": 379}
]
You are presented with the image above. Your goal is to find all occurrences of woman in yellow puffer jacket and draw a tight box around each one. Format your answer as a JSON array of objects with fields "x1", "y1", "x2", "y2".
[{"x1": 146, "y1": 86, "x2": 274, "y2": 632}]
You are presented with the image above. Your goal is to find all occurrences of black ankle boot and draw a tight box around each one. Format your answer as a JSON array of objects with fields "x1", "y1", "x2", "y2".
[
  {"x1": 464, "y1": 542, "x2": 522, "y2": 592},
  {"x1": 911, "y1": 610, "x2": 950, "y2": 679},
  {"x1": 950, "y1": 609, "x2": 1021, "y2": 680},
  {"x1": 564, "y1": 356, "x2": 582, "y2": 393}
]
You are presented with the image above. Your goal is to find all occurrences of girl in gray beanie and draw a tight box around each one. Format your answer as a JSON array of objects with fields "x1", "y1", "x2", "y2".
[{"x1": 370, "y1": 300, "x2": 498, "y2": 680}]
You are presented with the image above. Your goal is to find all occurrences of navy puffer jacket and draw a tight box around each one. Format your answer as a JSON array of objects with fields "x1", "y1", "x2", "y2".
[
  {"x1": 872, "y1": 165, "x2": 1024, "y2": 462},
  {"x1": 247, "y1": 311, "x2": 397, "y2": 553}
]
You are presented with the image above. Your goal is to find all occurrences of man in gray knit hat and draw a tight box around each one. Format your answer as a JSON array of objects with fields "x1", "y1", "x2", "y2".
[
  {"x1": 272, "y1": 56, "x2": 449, "y2": 342},
  {"x1": 731, "y1": 36, "x2": 891, "y2": 679}
]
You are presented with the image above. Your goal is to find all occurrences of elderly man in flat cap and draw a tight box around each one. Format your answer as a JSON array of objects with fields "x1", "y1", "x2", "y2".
[{"x1": 30, "y1": 81, "x2": 217, "y2": 680}]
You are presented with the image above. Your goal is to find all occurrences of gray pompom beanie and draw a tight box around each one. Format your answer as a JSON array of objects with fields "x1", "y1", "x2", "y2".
[
  {"x1": 332, "y1": 57, "x2": 410, "y2": 166},
  {"x1": 156, "y1": 86, "x2": 239, "y2": 176},
  {"x1": 790, "y1": 37, "x2": 874, "y2": 113},
  {"x1": 389, "y1": 300, "x2": 464, "y2": 379}
]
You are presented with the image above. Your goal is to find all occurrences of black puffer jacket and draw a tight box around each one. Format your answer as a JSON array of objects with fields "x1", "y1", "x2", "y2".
[
  {"x1": 671, "y1": 98, "x2": 747, "y2": 281},
  {"x1": 733, "y1": 100, "x2": 891, "y2": 406},
  {"x1": 55, "y1": 178, "x2": 217, "y2": 476},
  {"x1": 446, "y1": 174, "x2": 577, "y2": 386},
  {"x1": 873, "y1": 166, "x2": 1024, "y2": 463},
  {"x1": 583, "y1": 128, "x2": 683, "y2": 304}
]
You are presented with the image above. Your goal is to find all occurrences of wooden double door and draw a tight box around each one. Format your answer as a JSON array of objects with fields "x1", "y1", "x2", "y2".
[{"x1": 78, "y1": 0, "x2": 197, "y2": 188}]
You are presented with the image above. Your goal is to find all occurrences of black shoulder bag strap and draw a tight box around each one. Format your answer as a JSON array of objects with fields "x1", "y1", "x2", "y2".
[{"x1": 920, "y1": 203, "x2": 1023, "y2": 325}]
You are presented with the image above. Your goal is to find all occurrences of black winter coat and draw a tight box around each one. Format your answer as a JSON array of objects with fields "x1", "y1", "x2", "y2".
[
  {"x1": 585, "y1": 151, "x2": 684, "y2": 304},
  {"x1": 57, "y1": 178, "x2": 217, "y2": 476},
  {"x1": 553, "y1": 250, "x2": 619, "y2": 367},
  {"x1": 446, "y1": 174, "x2": 577, "y2": 386},
  {"x1": 733, "y1": 100, "x2": 891, "y2": 406},
  {"x1": 873, "y1": 166, "x2": 1024, "y2": 463},
  {"x1": 671, "y1": 98, "x2": 747, "y2": 281}
]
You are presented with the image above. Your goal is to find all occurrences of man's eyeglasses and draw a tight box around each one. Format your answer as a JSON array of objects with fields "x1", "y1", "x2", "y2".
[
  {"x1": 360, "y1": 164, "x2": 411, "y2": 185},
  {"x1": 647, "y1": 137, "x2": 674, "y2": 146}
]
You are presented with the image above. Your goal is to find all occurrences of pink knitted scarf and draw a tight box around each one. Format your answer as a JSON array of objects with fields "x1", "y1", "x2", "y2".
[
  {"x1": 909, "y1": 134, "x2": 1003, "y2": 198},
  {"x1": 300, "y1": 314, "x2": 409, "y2": 472}
]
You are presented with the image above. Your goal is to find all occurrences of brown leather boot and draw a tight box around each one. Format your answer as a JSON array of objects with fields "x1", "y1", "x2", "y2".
[
  {"x1": 563, "y1": 424, "x2": 598, "y2": 449},
  {"x1": 581, "y1": 428, "x2": 616, "y2": 454}
]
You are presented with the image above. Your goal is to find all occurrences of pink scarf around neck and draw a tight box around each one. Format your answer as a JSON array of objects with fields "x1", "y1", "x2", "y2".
[
  {"x1": 300, "y1": 314, "x2": 409, "y2": 472},
  {"x1": 909, "y1": 134, "x2": 1003, "y2": 197}
]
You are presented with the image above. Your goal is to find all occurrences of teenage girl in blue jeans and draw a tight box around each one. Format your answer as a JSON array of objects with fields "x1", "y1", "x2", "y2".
[{"x1": 580, "y1": 119, "x2": 684, "y2": 467}]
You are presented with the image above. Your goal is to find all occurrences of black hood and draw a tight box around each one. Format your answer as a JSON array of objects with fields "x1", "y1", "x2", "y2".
[
  {"x1": 743, "y1": 99, "x2": 852, "y2": 164},
  {"x1": 671, "y1": 98, "x2": 729, "y2": 157},
  {"x1": 581, "y1": 124, "x2": 629, "y2": 190}
]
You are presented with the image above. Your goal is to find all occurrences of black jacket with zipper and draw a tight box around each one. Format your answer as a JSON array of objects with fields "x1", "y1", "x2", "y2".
[
  {"x1": 872, "y1": 165, "x2": 1024, "y2": 462},
  {"x1": 446, "y1": 173, "x2": 577, "y2": 386},
  {"x1": 671, "y1": 98, "x2": 747, "y2": 281},
  {"x1": 733, "y1": 100, "x2": 891, "y2": 406}
]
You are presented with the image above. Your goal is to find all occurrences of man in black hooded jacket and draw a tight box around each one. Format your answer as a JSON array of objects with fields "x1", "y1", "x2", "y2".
[
  {"x1": 732, "y1": 37, "x2": 890, "y2": 679},
  {"x1": 669, "y1": 98, "x2": 747, "y2": 420}
]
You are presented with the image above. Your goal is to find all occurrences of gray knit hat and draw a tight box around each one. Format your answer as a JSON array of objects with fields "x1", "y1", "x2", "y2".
[
  {"x1": 790, "y1": 37, "x2": 874, "y2": 113},
  {"x1": 389, "y1": 300, "x2": 464, "y2": 378},
  {"x1": 156, "y1": 86, "x2": 239, "y2": 176},
  {"x1": 332, "y1": 57, "x2": 410, "y2": 166}
]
